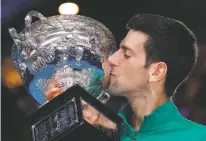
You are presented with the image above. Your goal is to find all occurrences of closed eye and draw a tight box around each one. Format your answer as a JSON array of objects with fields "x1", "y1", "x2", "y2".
[
  {"x1": 121, "y1": 46, "x2": 131, "y2": 59},
  {"x1": 124, "y1": 53, "x2": 130, "y2": 59}
]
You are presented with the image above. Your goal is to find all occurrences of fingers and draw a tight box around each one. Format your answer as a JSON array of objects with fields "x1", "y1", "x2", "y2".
[
  {"x1": 44, "y1": 78, "x2": 67, "y2": 101},
  {"x1": 83, "y1": 103, "x2": 99, "y2": 124},
  {"x1": 45, "y1": 87, "x2": 58, "y2": 101},
  {"x1": 82, "y1": 100, "x2": 116, "y2": 129},
  {"x1": 46, "y1": 79, "x2": 58, "y2": 90},
  {"x1": 52, "y1": 87, "x2": 67, "y2": 97},
  {"x1": 97, "y1": 114, "x2": 116, "y2": 129},
  {"x1": 83, "y1": 109, "x2": 99, "y2": 124},
  {"x1": 45, "y1": 87, "x2": 67, "y2": 101}
]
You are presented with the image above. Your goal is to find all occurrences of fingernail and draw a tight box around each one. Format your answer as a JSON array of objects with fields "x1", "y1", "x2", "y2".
[
  {"x1": 50, "y1": 87, "x2": 59, "y2": 92},
  {"x1": 61, "y1": 87, "x2": 67, "y2": 92}
]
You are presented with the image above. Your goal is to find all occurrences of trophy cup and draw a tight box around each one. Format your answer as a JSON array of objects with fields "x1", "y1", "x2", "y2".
[{"x1": 9, "y1": 11, "x2": 123, "y2": 141}]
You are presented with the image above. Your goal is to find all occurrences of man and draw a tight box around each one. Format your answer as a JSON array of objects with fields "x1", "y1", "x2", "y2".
[
  {"x1": 106, "y1": 14, "x2": 206, "y2": 141},
  {"x1": 46, "y1": 14, "x2": 206, "y2": 141}
]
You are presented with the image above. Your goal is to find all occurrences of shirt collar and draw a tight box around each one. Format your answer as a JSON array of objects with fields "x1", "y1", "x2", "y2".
[{"x1": 118, "y1": 99, "x2": 181, "y2": 133}]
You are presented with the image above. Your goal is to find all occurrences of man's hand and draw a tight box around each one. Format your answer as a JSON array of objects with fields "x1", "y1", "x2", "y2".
[
  {"x1": 44, "y1": 60, "x2": 115, "y2": 129},
  {"x1": 45, "y1": 87, "x2": 116, "y2": 129},
  {"x1": 44, "y1": 79, "x2": 67, "y2": 101},
  {"x1": 82, "y1": 100, "x2": 116, "y2": 129},
  {"x1": 45, "y1": 87, "x2": 67, "y2": 101}
]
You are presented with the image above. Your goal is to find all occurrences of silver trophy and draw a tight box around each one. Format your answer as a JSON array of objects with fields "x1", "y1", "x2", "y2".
[
  {"x1": 9, "y1": 11, "x2": 116, "y2": 105},
  {"x1": 9, "y1": 11, "x2": 123, "y2": 141}
]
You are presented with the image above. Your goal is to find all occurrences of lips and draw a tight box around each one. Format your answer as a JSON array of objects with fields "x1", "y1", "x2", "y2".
[
  {"x1": 110, "y1": 72, "x2": 116, "y2": 77},
  {"x1": 108, "y1": 67, "x2": 116, "y2": 77}
]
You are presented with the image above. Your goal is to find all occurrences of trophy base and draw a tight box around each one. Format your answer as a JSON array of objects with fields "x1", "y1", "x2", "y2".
[
  {"x1": 58, "y1": 121, "x2": 116, "y2": 141},
  {"x1": 25, "y1": 84, "x2": 123, "y2": 141}
]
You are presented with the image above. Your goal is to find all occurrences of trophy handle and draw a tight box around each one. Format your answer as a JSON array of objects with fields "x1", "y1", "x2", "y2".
[
  {"x1": 96, "y1": 91, "x2": 111, "y2": 104},
  {"x1": 8, "y1": 11, "x2": 49, "y2": 42},
  {"x1": 24, "y1": 11, "x2": 49, "y2": 36}
]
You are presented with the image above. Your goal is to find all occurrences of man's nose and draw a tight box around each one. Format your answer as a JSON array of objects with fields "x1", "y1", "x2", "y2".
[{"x1": 108, "y1": 51, "x2": 120, "y2": 67}]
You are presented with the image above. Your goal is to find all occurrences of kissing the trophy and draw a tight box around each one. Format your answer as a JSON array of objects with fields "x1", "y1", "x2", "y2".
[{"x1": 9, "y1": 11, "x2": 123, "y2": 141}]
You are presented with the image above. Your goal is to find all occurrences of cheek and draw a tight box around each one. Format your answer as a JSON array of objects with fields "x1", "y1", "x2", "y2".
[{"x1": 124, "y1": 63, "x2": 149, "y2": 83}]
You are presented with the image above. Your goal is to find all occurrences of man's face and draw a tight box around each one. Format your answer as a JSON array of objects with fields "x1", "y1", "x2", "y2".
[{"x1": 107, "y1": 30, "x2": 150, "y2": 97}]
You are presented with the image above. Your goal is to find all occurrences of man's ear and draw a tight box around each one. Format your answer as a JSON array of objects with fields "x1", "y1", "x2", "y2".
[{"x1": 148, "y1": 62, "x2": 167, "y2": 82}]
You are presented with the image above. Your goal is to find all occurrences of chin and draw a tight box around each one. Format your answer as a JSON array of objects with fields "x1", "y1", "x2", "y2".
[{"x1": 107, "y1": 87, "x2": 124, "y2": 96}]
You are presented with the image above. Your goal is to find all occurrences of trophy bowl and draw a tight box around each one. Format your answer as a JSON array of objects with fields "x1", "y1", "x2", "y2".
[{"x1": 9, "y1": 11, "x2": 116, "y2": 105}]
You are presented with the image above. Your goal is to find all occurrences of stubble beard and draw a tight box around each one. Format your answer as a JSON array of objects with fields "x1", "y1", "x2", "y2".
[{"x1": 107, "y1": 79, "x2": 127, "y2": 97}]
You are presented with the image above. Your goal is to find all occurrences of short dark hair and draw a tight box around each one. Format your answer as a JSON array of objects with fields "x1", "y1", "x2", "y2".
[{"x1": 126, "y1": 14, "x2": 198, "y2": 97}]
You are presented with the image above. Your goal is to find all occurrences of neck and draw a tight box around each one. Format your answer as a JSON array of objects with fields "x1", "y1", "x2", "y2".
[{"x1": 126, "y1": 89, "x2": 169, "y2": 130}]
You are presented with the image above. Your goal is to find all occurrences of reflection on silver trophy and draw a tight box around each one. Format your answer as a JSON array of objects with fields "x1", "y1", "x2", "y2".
[{"x1": 9, "y1": 11, "x2": 116, "y2": 105}]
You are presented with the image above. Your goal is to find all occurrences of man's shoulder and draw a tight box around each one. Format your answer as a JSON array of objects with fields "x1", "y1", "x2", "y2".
[
  {"x1": 149, "y1": 115, "x2": 206, "y2": 141},
  {"x1": 177, "y1": 115, "x2": 206, "y2": 129},
  {"x1": 174, "y1": 115, "x2": 206, "y2": 139}
]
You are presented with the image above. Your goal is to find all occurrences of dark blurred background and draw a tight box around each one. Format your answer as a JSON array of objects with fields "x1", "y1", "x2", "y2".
[{"x1": 1, "y1": 0, "x2": 206, "y2": 141}]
